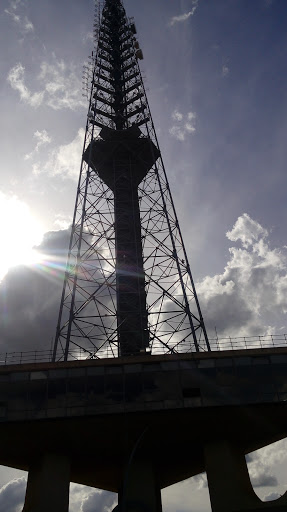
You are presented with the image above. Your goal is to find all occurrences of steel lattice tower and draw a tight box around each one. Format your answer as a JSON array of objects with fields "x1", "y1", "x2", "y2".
[{"x1": 53, "y1": 0, "x2": 210, "y2": 362}]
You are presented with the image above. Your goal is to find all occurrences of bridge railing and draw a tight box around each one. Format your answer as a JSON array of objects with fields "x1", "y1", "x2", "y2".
[
  {"x1": 0, "y1": 334, "x2": 287, "y2": 365},
  {"x1": 206, "y1": 334, "x2": 287, "y2": 352}
]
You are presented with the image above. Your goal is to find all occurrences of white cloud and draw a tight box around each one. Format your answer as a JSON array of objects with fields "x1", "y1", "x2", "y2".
[
  {"x1": 187, "y1": 112, "x2": 196, "y2": 121},
  {"x1": 4, "y1": 9, "x2": 20, "y2": 24},
  {"x1": 4, "y1": 0, "x2": 34, "y2": 33},
  {"x1": 81, "y1": 489, "x2": 117, "y2": 512},
  {"x1": 38, "y1": 59, "x2": 86, "y2": 110},
  {"x1": 33, "y1": 128, "x2": 85, "y2": 181},
  {"x1": 68, "y1": 484, "x2": 116, "y2": 512},
  {"x1": 172, "y1": 110, "x2": 183, "y2": 121},
  {"x1": 7, "y1": 57, "x2": 86, "y2": 111},
  {"x1": 169, "y1": 1, "x2": 199, "y2": 26},
  {"x1": 54, "y1": 214, "x2": 71, "y2": 230},
  {"x1": 25, "y1": 129, "x2": 51, "y2": 160},
  {"x1": 23, "y1": 16, "x2": 34, "y2": 33},
  {"x1": 169, "y1": 125, "x2": 186, "y2": 141},
  {"x1": 197, "y1": 213, "x2": 287, "y2": 338},
  {"x1": 9, "y1": 0, "x2": 21, "y2": 10},
  {"x1": 185, "y1": 122, "x2": 196, "y2": 133},
  {"x1": 7, "y1": 63, "x2": 44, "y2": 108},
  {"x1": 0, "y1": 477, "x2": 117, "y2": 512},
  {"x1": 226, "y1": 213, "x2": 268, "y2": 248},
  {"x1": 169, "y1": 110, "x2": 197, "y2": 140}
]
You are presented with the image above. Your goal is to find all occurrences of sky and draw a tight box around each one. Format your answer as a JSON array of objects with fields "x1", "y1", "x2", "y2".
[{"x1": 0, "y1": 0, "x2": 287, "y2": 510}]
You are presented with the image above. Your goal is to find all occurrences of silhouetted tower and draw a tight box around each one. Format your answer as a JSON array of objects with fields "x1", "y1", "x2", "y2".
[{"x1": 53, "y1": 0, "x2": 209, "y2": 362}]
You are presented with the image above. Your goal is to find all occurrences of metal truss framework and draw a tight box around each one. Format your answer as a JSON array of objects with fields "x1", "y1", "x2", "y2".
[{"x1": 53, "y1": 0, "x2": 210, "y2": 361}]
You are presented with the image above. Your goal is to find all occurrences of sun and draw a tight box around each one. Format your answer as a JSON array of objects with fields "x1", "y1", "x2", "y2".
[{"x1": 0, "y1": 193, "x2": 44, "y2": 280}]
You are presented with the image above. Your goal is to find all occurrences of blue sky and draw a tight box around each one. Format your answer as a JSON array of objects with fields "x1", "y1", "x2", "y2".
[{"x1": 0, "y1": 0, "x2": 287, "y2": 510}]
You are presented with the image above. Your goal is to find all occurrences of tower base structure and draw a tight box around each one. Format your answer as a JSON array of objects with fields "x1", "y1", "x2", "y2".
[{"x1": 0, "y1": 348, "x2": 287, "y2": 511}]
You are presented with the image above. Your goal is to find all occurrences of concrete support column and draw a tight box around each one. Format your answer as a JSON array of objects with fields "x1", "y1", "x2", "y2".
[
  {"x1": 204, "y1": 440, "x2": 287, "y2": 512},
  {"x1": 22, "y1": 453, "x2": 70, "y2": 512},
  {"x1": 119, "y1": 457, "x2": 162, "y2": 512},
  {"x1": 204, "y1": 440, "x2": 260, "y2": 512}
]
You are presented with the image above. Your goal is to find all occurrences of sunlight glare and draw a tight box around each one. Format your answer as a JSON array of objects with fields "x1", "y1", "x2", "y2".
[{"x1": 0, "y1": 193, "x2": 44, "y2": 280}]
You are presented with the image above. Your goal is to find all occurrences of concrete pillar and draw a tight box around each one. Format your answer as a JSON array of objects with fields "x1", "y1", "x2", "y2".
[
  {"x1": 204, "y1": 440, "x2": 287, "y2": 512},
  {"x1": 119, "y1": 457, "x2": 162, "y2": 512},
  {"x1": 22, "y1": 453, "x2": 70, "y2": 512},
  {"x1": 204, "y1": 440, "x2": 259, "y2": 512}
]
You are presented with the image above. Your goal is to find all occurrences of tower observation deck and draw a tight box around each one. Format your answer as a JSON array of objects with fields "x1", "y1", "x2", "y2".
[{"x1": 52, "y1": 0, "x2": 210, "y2": 361}]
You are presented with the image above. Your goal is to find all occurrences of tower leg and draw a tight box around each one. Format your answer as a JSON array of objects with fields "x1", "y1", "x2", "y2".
[
  {"x1": 204, "y1": 440, "x2": 287, "y2": 512},
  {"x1": 22, "y1": 453, "x2": 70, "y2": 512},
  {"x1": 119, "y1": 457, "x2": 162, "y2": 512}
]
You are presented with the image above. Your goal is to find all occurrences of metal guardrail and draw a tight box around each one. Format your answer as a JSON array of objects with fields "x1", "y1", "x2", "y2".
[
  {"x1": 0, "y1": 334, "x2": 287, "y2": 366},
  {"x1": 208, "y1": 334, "x2": 287, "y2": 352}
]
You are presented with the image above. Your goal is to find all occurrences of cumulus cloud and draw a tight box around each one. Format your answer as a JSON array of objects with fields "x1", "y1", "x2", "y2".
[
  {"x1": 226, "y1": 213, "x2": 268, "y2": 248},
  {"x1": 197, "y1": 213, "x2": 287, "y2": 338},
  {"x1": 0, "y1": 477, "x2": 26, "y2": 512},
  {"x1": 81, "y1": 489, "x2": 117, "y2": 512},
  {"x1": 169, "y1": 109, "x2": 196, "y2": 140},
  {"x1": 45, "y1": 484, "x2": 117, "y2": 512},
  {"x1": 33, "y1": 128, "x2": 84, "y2": 180},
  {"x1": 7, "y1": 57, "x2": 85, "y2": 111},
  {"x1": 169, "y1": 1, "x2": 199, "y2": 26}
]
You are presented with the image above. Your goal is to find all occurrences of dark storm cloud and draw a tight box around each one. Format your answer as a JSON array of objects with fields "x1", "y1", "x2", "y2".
[{"x1": 0, "y1": 229, "x2": 69, "y2": 354}]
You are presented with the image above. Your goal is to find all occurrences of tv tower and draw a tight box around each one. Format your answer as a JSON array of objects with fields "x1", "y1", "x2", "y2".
[
  {"x1": 53, "y1": 0, "x2": 210, "y2": 362},
  {"x1": 1, "y1": 5, "x2": 287, "y2": 512}
]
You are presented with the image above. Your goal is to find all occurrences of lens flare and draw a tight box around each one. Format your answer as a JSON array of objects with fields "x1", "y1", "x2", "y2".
[{"x1": 0, "y1": 193, "x2": 44, "y2": 280}]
